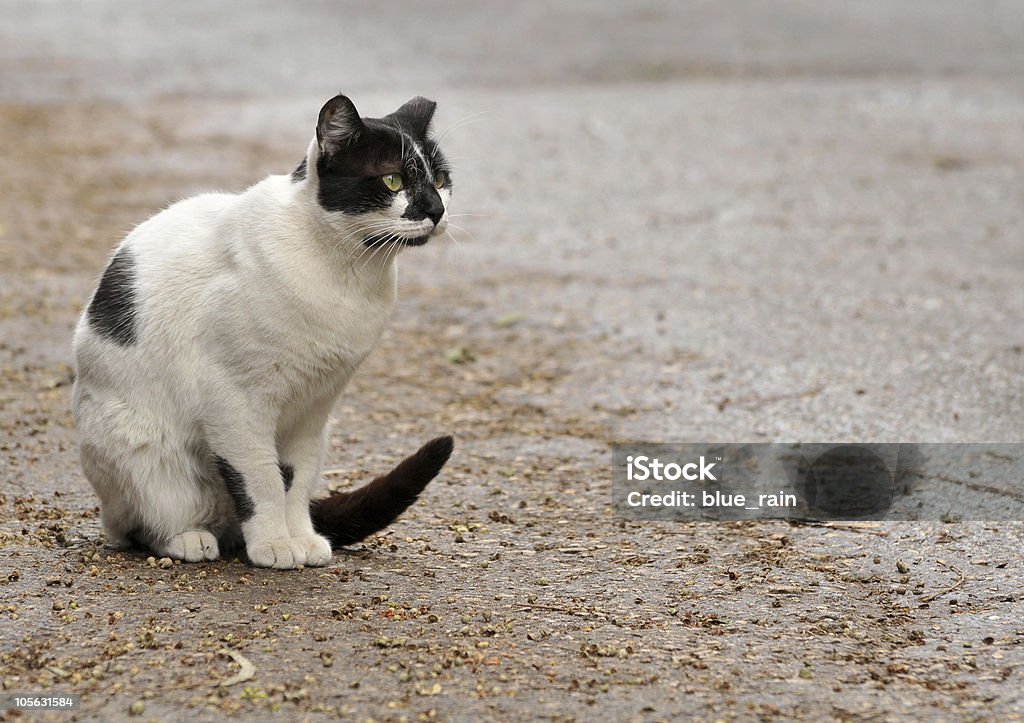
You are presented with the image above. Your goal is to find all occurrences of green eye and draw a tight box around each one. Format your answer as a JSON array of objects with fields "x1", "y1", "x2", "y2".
[
  {"x1": 382, "y1": 173, "x2": 404, "y2": 192},
  {"x1": 433, "y1": 171, "x2": 447, "y2": 189}
]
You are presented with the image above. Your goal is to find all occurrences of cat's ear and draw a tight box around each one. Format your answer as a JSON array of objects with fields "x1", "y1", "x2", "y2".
[
  {"x1": 316, "y1": 94, "x2": 366, "y2": 155},
  {"x1": 390, "y1": 96, "x2": 437, "y2": 138}
]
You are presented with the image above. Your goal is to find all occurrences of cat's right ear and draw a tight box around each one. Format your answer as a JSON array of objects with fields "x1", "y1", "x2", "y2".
[{"x1": 316, "y1": 94, "x2": 365, "y2": 156}]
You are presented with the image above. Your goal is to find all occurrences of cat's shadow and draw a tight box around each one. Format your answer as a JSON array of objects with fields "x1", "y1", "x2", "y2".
[{"x1": 78, "y1": 538, "x2": 379, "y2": 569}]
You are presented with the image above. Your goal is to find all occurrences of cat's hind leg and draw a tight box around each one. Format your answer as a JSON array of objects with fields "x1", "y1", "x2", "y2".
[
  {"x1": 96, "y1": 456, "x2": 225, "y2": 563},
  {"x1": 155, "y1": 530, "x2": 220, "y2": 562},
  {"x1": 75, "y1": 389, "x2": 228, "y2": 562},
  {"x1": 129, "y1": 448, "x2": 228, "y2": 562},
  {"x1": 82, "y1": 450, "x2": 223, "y2": 562},
  {"x1": 118, "y1": 452, "x2": 226, "y2": 563}
]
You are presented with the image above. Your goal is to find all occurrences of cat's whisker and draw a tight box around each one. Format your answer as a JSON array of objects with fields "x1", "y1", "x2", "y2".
[
  {"x1": 371, "y1": 236, "x2": 405, "y2": 278},
  {"x1": 379, "y1": 239, "x2": 403, "y2": 283},
  {"x1": 334, "y1": 219, "x2": 404, "y2": 245},
  {"x1": 363, "y1": 231, "x2": 396, "y2": 269},
  {"x1": 358, "y1": 231, "x2": 402, "y2": 273},
  {"x1": 351, "y1": 235, "x2": 388, "y2": 269},
  {"x1": 341, "y1": 227, "x2": 385, "y2": 264},
  {"x1": 444, "y1": 229, "x2": 464, "y2": 253},
  {"x1": 433, "y1": 110, "x2": 491, "y2": 146},
  {"x1": 390, "y1": 119, "x2": 406, "y2": 163},
  {"x1": 445, "y1": 221, "x2": 478, "y2": 244},
  {"x1": 332, "y1": 221, "x2": 401, "y2": 259},
  {"x1": 329, "y1": 219, "x2": 393, "y2": 240}
]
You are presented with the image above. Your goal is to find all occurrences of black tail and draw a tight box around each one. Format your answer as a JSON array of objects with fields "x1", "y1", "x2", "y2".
[{"x1": 311, "y1": 436, "x2": 453, "y2": 549}]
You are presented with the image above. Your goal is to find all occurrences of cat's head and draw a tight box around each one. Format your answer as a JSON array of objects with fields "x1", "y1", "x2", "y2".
[{"x1": 295, "y1": 93, "x2": 451, "y2": 252}]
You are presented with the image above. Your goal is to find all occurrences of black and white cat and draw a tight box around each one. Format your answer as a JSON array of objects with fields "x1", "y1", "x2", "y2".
[{"x1": 72, "y1": 94, "x2": 454, "y2": 569}]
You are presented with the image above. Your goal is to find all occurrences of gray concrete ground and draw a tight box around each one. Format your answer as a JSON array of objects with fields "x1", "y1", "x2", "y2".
[{"x1": 1, "y1": 1, "x2": 1022, "y2": 720}]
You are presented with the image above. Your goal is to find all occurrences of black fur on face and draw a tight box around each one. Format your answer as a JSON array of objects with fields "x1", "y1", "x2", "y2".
[{"x1": 304, "y1": 94, "x2": 452, "y2": 245}]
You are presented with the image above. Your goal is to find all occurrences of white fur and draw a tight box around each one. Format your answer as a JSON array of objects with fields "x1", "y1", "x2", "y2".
[{"x1": 72, "y1": 137, "x2": 450, "y2": 569}]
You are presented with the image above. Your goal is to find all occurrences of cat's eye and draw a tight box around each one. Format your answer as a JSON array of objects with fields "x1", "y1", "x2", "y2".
[
  {"x1": 382, "y1": 173, "x2": 404, "y2": 192},
  {"x1": 433, "y1": 171, "x2": 447, "y2": 190}
]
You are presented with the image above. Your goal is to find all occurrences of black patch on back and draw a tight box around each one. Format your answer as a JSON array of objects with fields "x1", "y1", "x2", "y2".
[
  {"x1": 87, "y1": 248, "x2": 139, "y2": 345},
  {"x1": 214, "y1": 456, "x2": 255, "y2": 522},
  {"x1": 279, "y1": 463, "x2": 294, "y2": 492},
  {"x1": 291, "y1": 157, "x2": 307, "y2": 182}
]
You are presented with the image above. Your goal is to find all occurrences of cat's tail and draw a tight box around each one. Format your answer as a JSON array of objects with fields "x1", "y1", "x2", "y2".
[{"x1": 310, "y1": 436, "x2": 454, "y2": 549}]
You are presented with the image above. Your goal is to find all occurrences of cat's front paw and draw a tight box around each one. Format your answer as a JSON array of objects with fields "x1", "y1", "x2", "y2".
[
  {"x1": 293, "y1": 533, "x2": 332, "y2": 567},
  {"x1": 247, "y1": 538, "x2": 308, "y2": 569}
]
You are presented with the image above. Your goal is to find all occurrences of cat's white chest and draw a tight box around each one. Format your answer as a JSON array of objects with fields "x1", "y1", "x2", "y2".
[{"x1": 263, "y1": 263, "x2": 397, "y2": 404}]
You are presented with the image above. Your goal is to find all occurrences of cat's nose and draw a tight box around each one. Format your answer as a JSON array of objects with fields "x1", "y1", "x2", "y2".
[{"x1": 422, "y1": 190, "x2": 445, "y2": 226}]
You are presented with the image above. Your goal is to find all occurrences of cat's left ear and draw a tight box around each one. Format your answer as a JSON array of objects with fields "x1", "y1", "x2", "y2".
[
  {"x1": 390, "y1": 96, "x2": 437, "y2": 138},
  {"x1": 317, "y1": 94, "x2": 366, "y2": 156}
]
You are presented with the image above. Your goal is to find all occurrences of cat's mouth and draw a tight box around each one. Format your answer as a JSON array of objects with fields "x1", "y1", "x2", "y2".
[
  {"x1": 362, "y1": 233, "x2": 429, "y2": 248},
  {"x1": 362, "y1": 226, "x2": 440, "y2": 249}
]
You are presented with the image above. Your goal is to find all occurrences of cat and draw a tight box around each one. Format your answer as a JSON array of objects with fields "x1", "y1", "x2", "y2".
[{"x1": 72, "y1": 93, "x2": 454, "y2": 569}]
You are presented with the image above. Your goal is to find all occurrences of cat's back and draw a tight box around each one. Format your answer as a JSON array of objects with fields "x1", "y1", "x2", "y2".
[
  {"x1": 127, "y1": 190, "x2": 239, "y2": 259},
  {"x1": 73, "y1": 190, "x2": 242, "y2": 364}
]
